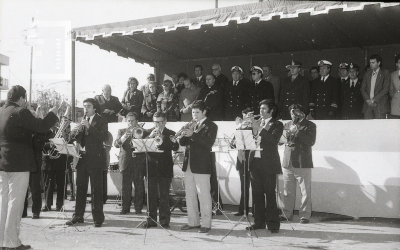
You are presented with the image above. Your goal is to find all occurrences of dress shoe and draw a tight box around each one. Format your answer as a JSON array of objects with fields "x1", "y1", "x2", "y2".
[
  {"x1": 55, "y1": 206, "x2": 62, "y2": 212},
  {"x1": 198, "y1": 227, "x2": 211, "y2": 233},
  {"x1": 65, "y1": 217, "x2": 84, "y2": 226},
  {"x1": 5, "y1": 244, "x2": 31, "y2": 250},
  {"x1": 94, "y1": 223, "x2": 102, "y2": 227},
  {"x1": 135, "y1": 210, "x2": 142, "y2": 215},
  {"x1": 21, "y1": 213, "x2": 27, "y2": 218},
  {"x1": 270, "y1": 229, "x2": 279, "y2": 233},
  {"x1": 234, "y1": 212, "x2": 244, "y2": 216},
  {"x1": 69, "y1": 196, "x2": 75, "y2": 201},
  {"x1": 246, "y1": 224, "x2": 266, "y2": 230},
  {"x1": 161, "y1": 224, "x2": 170, "y2": 229},
  {"x1": 300, "y1": 218, "x2": 310, "y2": 224},
  {"x1": 279, "y1": 216, "x2": 292, "y2": 221},
  {"x1": 119, "y1": 210, "x2": 130, "y2": 215},
  {"x1": 181, "y1": 224, "x2": 201, "y2": 230},
  {"x1": 42, "y1": 206, "x2": 51, "y2": 212},
  {"x1": 142, "y1": 222, "x2": 157, "y2": 228},
  {"x1": 32, "y1": 213, "x2": 40, "y2": 219}
]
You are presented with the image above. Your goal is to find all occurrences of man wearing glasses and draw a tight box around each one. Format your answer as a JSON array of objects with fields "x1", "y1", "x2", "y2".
[{"x1": 247, "y1": 66, "x2": 275, "y2": 115}]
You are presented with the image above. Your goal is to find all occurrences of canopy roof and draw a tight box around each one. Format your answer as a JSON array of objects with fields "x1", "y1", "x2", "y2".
[{"x1": 72, "y1": 1, "x2": 400, "y2": 67}]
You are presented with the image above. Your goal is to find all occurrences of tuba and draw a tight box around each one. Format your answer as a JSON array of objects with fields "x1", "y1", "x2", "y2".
[{"x1": 43, "y1": 106, "x2": 71, "y2": 159}]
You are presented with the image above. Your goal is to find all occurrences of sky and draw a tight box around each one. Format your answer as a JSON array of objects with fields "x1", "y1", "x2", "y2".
[{"x1": 0, "y1": 0, "x2": 257, "y2": 104}]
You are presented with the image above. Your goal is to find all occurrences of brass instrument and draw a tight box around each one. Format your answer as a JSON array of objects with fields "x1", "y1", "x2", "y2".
[
  {"x1": 148, "y1": 127, "x2": 163, "y2": 146},
  {"x1": 129, "y1": 122, "x2": 145, "y2": 139},
  {"x1": 235, "y1": 113, "x2": 261, "y2": 129},
  {"x1": 43, "y1": 106, "x2": 71, "y2": 159},
  {"x1": 169, "y1": 119, "x2": 204, "y2": 143}
]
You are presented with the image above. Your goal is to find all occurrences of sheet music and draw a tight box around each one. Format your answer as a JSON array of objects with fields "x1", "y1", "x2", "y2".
[
  {"x1": 131, "y1": 138, "x2": 163, "y2": 153},
  {"x1": 50, "y1": 138, "x2": 80, "y2": 158}
]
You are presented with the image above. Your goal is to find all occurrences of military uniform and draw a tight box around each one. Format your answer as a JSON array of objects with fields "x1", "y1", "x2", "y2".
[
  {"x1": 310, "y1": 75, "x2": 339, "y2": 120},
  {"x1": 341, "y1": 78, "x2": 364, "y2": 119},
  {"x1": 224, "y1": 79, "x2": 248, "y2": 121},
  {"x1": 279, "y1": 75, "x2": 310, "y2": 120},
  {"x1": 247, "y1": 79, "x2": 275, "y2": 115}
]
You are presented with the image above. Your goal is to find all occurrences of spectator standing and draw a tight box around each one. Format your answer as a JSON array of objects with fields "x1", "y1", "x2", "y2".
[
  {"x1": 179, "y1": 77, "x2": 201, "y2": 121},
  {"x1": 341, "y1": 63, "x2": 364, "y2": 119},
  {"x1": 194, "y1": 65, "x2": 206, "y2": 88},
  {"x1": 389, "y1": 54, "x2": 400, "y2": 118},
  {"x1": 121, "y1": 77, "x2": 144, "y2": 118},
  {"x1": 263, "y1": 65, "x2": 281, "y2": 104},
  {"x1": 212, "y1": 63, "x2": 229, "y2": 91},
  {"x1": 224, "y1": 66, "x2": 248, "y2": 121},
  {"x1": 247, "y1": 66, "x2": 275, "y2": 115},
  {"x1": 94, "y1": 84, "x2": 123, "y2": 123},
  {"x1": 309, "y1": 60, "x2": 339, "y2": 120},
  {"x1": 197, "y1": 74, "x2": 224, "y2": 121},
  {"x1": 157, "y1": 80, "x2": 179, "y2": 121},
  {"x1": 279, "y1": 61, "x2": 310, "y2": 120},
  {"x1": 141, "y1": 81, "x2": 159, "y2": 122},
  {"x1": 361, "y1": 54, "x2": 390, "y2": 119}
]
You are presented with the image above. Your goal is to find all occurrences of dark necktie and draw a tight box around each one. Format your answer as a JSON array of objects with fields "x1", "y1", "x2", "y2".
[
  {"x1": 351, "y1": 81, "x2": 355, "y2": 89},
  {"x1": 342, "y1": 78, "x2": 346, "y2": 82}
]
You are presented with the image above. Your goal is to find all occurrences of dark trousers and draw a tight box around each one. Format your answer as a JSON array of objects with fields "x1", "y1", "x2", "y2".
[
  {"x1": 250, "y1": 160, "x2": 280, "y2": 230},
  {"x1": 148, "y1": 177, "x2": 171, "y2": 225},
  {"x1": 133, "y1": 159, "x2": 145, "y2": 212},
  {"x1": 74, "y1": 162, "x2": 104, "y2": 224},
  {"x1": 66, "y1": 166, "x2": 75, "y2": 197},
  {"x1": 23, "y1": 169, "x2": 42, "y2": 215},
  {"x1": 121, "y1": 165, "x2": 134, "y2": 211},
  {"x1": 238, "y1": 162, "x2": 250, "y2": 214},
  {"x1": 364, "y1": 106, "x2": 386, "y2": 119},
  {"x1": 43, "y1": 169, "x2": 65, "y2": 208},
  {"x1": 103, "y1": 170, "x2": 108, "y2": 203}
]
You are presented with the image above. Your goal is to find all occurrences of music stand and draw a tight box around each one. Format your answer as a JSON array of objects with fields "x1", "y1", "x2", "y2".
[
  {"x1": 127, "y1": 138, "x2": 182, "y2": 244},
  {"x1": 221, "y1": 130, "x2": 260, "y2": 246},
  {"x1": 211, "y1": 138, "x2": 232, "y2": 222},
  {"x1": 42, "y1": 138, "x2": 80, "y2": 231}
]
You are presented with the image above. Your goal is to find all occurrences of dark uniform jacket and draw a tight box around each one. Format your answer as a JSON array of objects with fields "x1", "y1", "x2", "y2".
[
  {"x1": 224, "y1": 79, "x2": 248, "y2": 121},
  {"x1": 180, "y1": 118, "x2": 218, "y2": 175},
  {"x1": 341, "y1": 78, "x2": 364, "y2": 119},
  {"x1": 147, "y1": 127, "x2": 179, "y2": 178},
  {"x1": 249, "y1": 118, "x2": 283, "y2": 175},
  {"x1": 279, "y1": 75, "x2": 310, "y2": 120},
  {"x1": 310, "y1": 75, "x2": 339, "y2": 120},
  {"x1": 121, "y1": 88, "x2": 144, "y2": 117},
  {"x1": 247, "y1": 79, "x2": 275, "y2": 115},
  {"x1": 282, "y1": 119, "x2": 316, "y2": 169},
  {"x1": 71, "y1": 113, "x2": 108, "y2": 170},
  {"x1": 215, "y1": 73, "x2": 229, "y2": 90},
  {"x1": 94, "y1": 94, "x2": 123, "y2": 123},
  {"x1": 361, "y1": 68, "x2": 391, "y2": 114},
  {"x1": 141, "y1": 92, "x2": 158, "y2": 122},
  {"x1": 114, "y1": 127, "x2": 150, "y2": 172},
  {"x1": 198, "y1": 84, "x2": 224, "y2": 121},
  {"x1": 0, "y1": 102, "x2": 58, "y2": 172}
]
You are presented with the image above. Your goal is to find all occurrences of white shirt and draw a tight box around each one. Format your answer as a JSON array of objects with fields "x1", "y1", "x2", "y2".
[
  {"x1": 370, "y1": 68, "x2": 380, "y2": 99},
  {"x1": 86, "y1": 114, "x2": 95, "y2": 125},
  {"x1": 261, "y1": 117, "x2": 272, "y2": 129},
  {"x1": 321, "y1": 75, "x2": 329, "y2": 82},
  {"x1": 255, "y1": 79, "x2": 262, "y2": 86},
  {"x1": 349, "y1": 78, "x2": 358, "y2": 88},
  {"x1": 197, "y1": 117, "x2": 207, "y2": 126}
]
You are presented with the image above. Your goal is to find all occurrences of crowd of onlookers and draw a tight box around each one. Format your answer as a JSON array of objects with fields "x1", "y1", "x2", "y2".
[{"x1": 92, "y1": 53, "x2": 400, "y2": 122}]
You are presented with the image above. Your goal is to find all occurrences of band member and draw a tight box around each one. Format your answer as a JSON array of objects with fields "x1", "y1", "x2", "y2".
[
  {"x1": 121, "y1": 77, "x2": 144, "y2": 118},
  {"x1": 180, "y1": 100, "x2": 218, "y2": 233},
  {"x1": 114, "y1": 112, "x2": 149, "y2": 215},
  {"x1": 247, "y1": 99, "x2": 282, "y2": 233},
  {"x1": 0, "y1": 85, "x2": 58, "y2": 249},
  {"x1": 66, "y1": 98, "x2": 108, "y2": 227},
  {"x1": 142, "y1": 112, "x2": 179, "y2": 228},
  {"x1": 281, "y1": 104, "x2": 316, "y2": 224},
  {"x1": 234, "y1": 108, "x2": 254, "y2": 216}
]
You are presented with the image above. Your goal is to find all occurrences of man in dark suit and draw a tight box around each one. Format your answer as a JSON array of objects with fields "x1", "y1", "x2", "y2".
[
  {"x1": 224, "y1": 66, "x2": 249, "y2": 121},
  {"x1": 114, "y1": 112, "x2": 149, "y2": 215},
  {"x1": 361, "y1": 54, "x2": 391, "y2": 119},
  {"x1": 309, "y1": 60, "x2": 339, "y2": 120},
  {"x1": 66, "y1": 98, "x2": 108, "y2": 227},
  {"x1": 279, "y1": 61, "x2": 310, "y2": 120},
  {"x1": 0, "y1": 85, "x2": 58, "y2": 249},
  {"x1": 212, "y1": 63, "x2": 229, "y2": 91},
  {"x1": 247, "y1": 66, "x2": 275, "y2": 115},
  {"x1": 341, "y1": 63, "x2": 364, "y2": 119},
  {"x1": 94, "y1": 84, "x2": 123, "y2": 123},
  {"x1": 336, "y1": 63, "x2": 350, "y2": 119},
  {"x1": 263, "y1": 65, "x2": 281, "y2": 104},
  {"x1": 180, "y1": 100, "x2": 218, "y2": 234},
  {"x1": 280, "y1": 104, "x2": 316, "y2": 224},
  {"x1": 194, "y1": 65, "x2": 206, "y2": 89},
  {"x1": 246, "y1": 99, "x2": 282, "y2": 233},
  {"x1": 197, "y1": 74, "x2": 224, "y2": 121},
  {"x1": 142, "y1": 112, "x2": 179, "y2": 228}
]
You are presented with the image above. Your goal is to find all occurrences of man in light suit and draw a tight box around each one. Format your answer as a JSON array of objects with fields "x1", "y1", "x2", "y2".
[
  {"x1": 179, "y1": 100, "x2": 218, "y2": 234},
  {"x1": 263, "y1": 65, "x2": 281, "y2": 104},
  {"x1": 361, "y1": 54, "x2": 390, "y2": 119},
  {"x1": 66, "y1": 98, "x2": 108, "y2": 227},
  {"x1": 0, "y1": 85, "x2": 59, "y2": 249}
]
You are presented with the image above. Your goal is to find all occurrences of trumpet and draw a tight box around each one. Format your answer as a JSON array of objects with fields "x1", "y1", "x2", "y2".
[
  {"x1": 43, "y1": 106, "x2": 71, "y2": 159},
  {"x1": 148, "y1": 127, "x2": 163, "y2": 146},
  {"x1": 128, "y1": 123, "x2": 145, "y2": 139},
  {"x1": 169, "y1": 119, "x2": 204, "y2": 143},
  {"x1": 235, "y1": 114, "x2": 261, "y2": 129}
]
